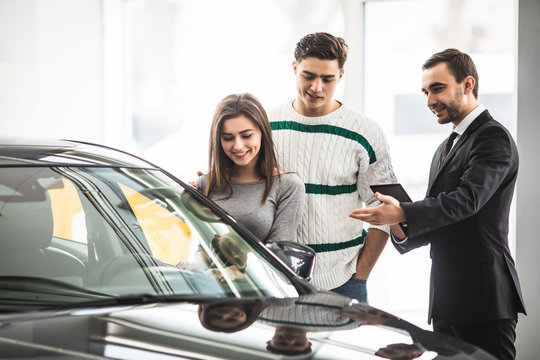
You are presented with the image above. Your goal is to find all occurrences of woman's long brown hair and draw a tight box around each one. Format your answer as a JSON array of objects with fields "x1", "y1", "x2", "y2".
[{"x1": 206, "y1": 93, "x2": 279, "y2": 204}]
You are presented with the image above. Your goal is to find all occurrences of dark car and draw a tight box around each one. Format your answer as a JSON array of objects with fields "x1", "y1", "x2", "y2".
[{"x1": 0, "y1": 137, "x2": 495, "y2": 360}]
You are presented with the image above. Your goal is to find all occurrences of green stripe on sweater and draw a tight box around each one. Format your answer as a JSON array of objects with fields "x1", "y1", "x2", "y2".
[
  {"x1": 304, "y1": 183, "x2": 357, "y2": 195},
  {"x1": 307, "y1": 230, "x2": 367, "y2": 253},
  {"x1": 271, "y1": 120, "x2": 376, "y2": 164}
]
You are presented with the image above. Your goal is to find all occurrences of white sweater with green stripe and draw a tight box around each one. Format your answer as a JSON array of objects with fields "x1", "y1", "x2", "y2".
[{"x1": 269, "y1": 101, "x2": 396, "y2": 290}]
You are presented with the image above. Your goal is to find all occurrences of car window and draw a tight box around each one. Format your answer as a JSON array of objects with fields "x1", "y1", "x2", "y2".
[
  {"x1": 0, "y1": 166, "x2": 299, "y2": 310},
  {"x1": 119, "y1": 182, "x2": 196, "y2": 266},
  {"x1": 49, "y1": 178, "x2": 87, "y2": 243}
]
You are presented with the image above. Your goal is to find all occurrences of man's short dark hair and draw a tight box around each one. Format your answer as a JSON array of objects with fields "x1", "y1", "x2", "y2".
[
  {"x1": 266, "y1": 342, "x2": 312, "y2": 356},
  {"x1": 294, "y1": 32, "x2": 349, "y2": 69},
  {"x1": 422, "y1": 48, "x2": 480, "y2": 98}
]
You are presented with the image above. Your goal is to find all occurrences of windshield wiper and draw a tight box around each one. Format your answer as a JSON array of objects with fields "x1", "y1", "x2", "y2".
[
  {"x1": 0, "y1": 276, "x2": 108, "y2": 299},
  {"x1": 0, "y1": 276, "x2": 226, "y2": 312},
  {"x1": 0, "y1": 276, "x2": 110, "y2": 311}
]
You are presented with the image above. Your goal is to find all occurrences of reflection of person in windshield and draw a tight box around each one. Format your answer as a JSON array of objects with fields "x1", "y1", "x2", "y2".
[
  {"x1": 209, "y1": 233, "x2": 247, "y2": 280},
  {"x1": 176, "y1": 232, "x2": 248, "y2": 282},
  {"x1": 198, "y1": 300, "x2": 266, "y2": 333},
  {"x1": 178, "y1": 191, "x2": 247, "y2": 281}
]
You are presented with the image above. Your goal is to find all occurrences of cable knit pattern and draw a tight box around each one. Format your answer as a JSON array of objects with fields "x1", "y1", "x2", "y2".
[{"x1": 269, "y1": 101, "x2": 396, "y2": 290}]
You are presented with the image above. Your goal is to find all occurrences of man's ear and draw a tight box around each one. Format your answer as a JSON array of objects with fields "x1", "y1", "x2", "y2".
[
  {"x1": 463, "y1": 76, "x2": 475, "y2": 95},
  {"x1": 292, "y1": 60, "x2": 298, "y2": 74},
  {"x1": 339, "y1": 68, "x2": 344, "y2": 81}
]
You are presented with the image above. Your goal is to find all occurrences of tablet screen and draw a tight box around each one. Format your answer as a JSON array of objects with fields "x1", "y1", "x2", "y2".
[{"x1": 369, "y1": 184, "x2": 412, "y2": 202}]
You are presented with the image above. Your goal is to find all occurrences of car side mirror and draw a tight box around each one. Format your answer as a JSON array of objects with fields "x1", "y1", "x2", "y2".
[{"x1": 266, "y1": 241, "x2": 315, "y2": 281}]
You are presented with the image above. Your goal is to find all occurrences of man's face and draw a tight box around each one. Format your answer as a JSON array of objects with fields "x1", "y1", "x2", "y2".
[
  {"x1": 293, "y1": 57, "x2": 343, "y2": 117},
  {"x1": 421, "y1": 62, "x2": 469, "y2": 126}
]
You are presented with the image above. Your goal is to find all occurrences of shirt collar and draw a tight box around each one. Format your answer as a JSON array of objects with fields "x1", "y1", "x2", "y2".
[{"x1": 453, "y1": 104, "x2": 485, "y2": 136}]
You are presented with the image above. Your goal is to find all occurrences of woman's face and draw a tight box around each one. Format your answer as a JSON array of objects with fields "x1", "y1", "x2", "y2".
[
  {"x1": 207, "y1": 304, "x2": 248, "y2": 330},
  {"x1": 220, "y1": 115, "x2": 262, "y2": 169}
]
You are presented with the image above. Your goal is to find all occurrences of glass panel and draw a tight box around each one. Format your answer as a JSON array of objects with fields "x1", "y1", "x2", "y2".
[
  {"x1": 119, "y1": 182, "x2": 193, "y2": 265},
  {"x1": 49, "y1": 179, "x2": 87, "y2": 243},
  {"x1": 0, "y1": 166, "x2": 299, "y2": 310}
]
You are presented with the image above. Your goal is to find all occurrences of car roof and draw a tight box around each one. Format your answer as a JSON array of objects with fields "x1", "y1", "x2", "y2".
[{"x1": 0, "y1": 137, "x2": 155, "y2": 168}]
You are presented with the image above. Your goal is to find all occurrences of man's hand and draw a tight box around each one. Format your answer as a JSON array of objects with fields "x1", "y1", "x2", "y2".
[
  {"x1": 375, "y1": 343, "x2": 424, "y2": 359},
  {"x1": 349, "y1": 192, "x2": 406, "y2": 226}
]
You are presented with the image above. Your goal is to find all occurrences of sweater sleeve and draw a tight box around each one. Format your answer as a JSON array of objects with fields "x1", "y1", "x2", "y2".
[{"x1": 265, "y1": 174, "x2": 306, "y2": 244}]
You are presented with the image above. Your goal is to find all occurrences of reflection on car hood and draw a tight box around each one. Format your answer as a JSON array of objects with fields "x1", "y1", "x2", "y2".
[{"x1": 0, "y1": 292, "x2": 495, "y2": 360}]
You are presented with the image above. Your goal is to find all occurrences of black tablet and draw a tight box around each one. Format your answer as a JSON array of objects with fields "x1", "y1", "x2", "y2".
[{"x1": 370, "y1": 183, "x2": 412, "y2": 202}]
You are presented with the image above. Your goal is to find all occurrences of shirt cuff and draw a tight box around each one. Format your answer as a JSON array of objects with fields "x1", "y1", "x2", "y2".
[
  {"x1": 391, "y1": 225, "x2": 408, "y2": 243},
  {"x1": 368, "y1": 223, "x2": 391, "y2": 235}
]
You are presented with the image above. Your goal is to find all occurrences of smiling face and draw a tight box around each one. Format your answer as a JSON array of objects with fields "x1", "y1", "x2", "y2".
[
  {"x1": 220, "y1": 115, "x2": 262, "y2": 171},
  {"x1": 206, "y1": 304, "x2": 248, "y2": 330},
  {"x1": 421, "y1": 62, "x2": 476, "y2": 127},
  {"x1": 293, "y1": 57, "x2": 343, "y2": 117}
]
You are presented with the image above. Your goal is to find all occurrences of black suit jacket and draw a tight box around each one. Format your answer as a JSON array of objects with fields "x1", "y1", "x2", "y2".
[{"x1": 393, "y1": 110, "x2": 526, "y2": 325}]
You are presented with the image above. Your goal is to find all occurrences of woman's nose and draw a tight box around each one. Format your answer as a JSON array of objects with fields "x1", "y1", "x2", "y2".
[{"x1": 232, "y1": 137, "x2": 243, "y2": 150}]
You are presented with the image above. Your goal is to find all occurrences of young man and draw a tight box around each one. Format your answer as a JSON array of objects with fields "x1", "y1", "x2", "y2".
[
  {"x1": 350, "y1": 48, "x2": 526, "y2": 359},
  {"x1": 268, "y1": 32, "x2": 396, "y2": 303}
]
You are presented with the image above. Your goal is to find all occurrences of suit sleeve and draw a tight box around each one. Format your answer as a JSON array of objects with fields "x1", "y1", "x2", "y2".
[
  {"x1": 390, "y1": 232, "x2": 430, "y2": 254},
  {"x1": 402, "y1": 124, "x2": 516, "y2": 238}
]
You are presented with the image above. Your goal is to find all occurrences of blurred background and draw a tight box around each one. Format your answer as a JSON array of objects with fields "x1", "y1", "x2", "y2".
[{"x1": 1, "y1": 0, "x2": 539, "y2": 357}]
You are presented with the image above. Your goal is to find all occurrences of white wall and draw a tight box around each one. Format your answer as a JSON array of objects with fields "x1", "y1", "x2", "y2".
[{"x1": 0, "y1": 0, "x2": 103, "y2": 143}]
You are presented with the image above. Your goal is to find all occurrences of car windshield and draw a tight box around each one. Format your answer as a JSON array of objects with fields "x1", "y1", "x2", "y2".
[{"x1": 0, "y1": 166, "x2": 299, "y2": 310}]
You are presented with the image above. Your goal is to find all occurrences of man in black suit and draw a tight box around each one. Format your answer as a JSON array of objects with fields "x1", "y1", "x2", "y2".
[{"x1": 349, "y1": 48, "x2": 526, "y2": 360}]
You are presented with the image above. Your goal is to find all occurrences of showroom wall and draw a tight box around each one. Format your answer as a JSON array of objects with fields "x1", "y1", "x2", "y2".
[{"x1": 0, "y1": 0, "x2": 104, "y2": 143}]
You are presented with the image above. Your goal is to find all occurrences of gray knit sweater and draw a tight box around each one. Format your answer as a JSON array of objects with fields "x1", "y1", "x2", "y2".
[
  {"x1": 196, "y1": 173, "x2": 305, "y2": 244},
  {"x1": 269, "y1": 101, "x2": 396, "y2": 290}
]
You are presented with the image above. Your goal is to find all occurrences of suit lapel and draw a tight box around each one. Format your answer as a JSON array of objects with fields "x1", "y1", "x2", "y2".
[{"x1": 427, "y1": 110, "x2": 492, "y2": 194}]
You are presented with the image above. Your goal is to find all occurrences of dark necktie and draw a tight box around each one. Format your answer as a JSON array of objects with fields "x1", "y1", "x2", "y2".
[
  {"x1": 444, "y1": 131, "x2": 458, "y2": 157},
  {"x1": 439, "y1": 131, "x2": 458, "y2": 168}
]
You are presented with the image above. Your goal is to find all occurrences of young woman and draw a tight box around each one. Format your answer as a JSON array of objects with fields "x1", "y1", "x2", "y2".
[{"x1": 195, "y1": 93, "x2": 305, "y2": 244}]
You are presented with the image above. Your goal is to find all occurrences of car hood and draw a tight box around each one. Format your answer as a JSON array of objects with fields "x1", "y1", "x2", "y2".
[{"x1": 0, "y1": 292, "x2": 495, "y2": 360}]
